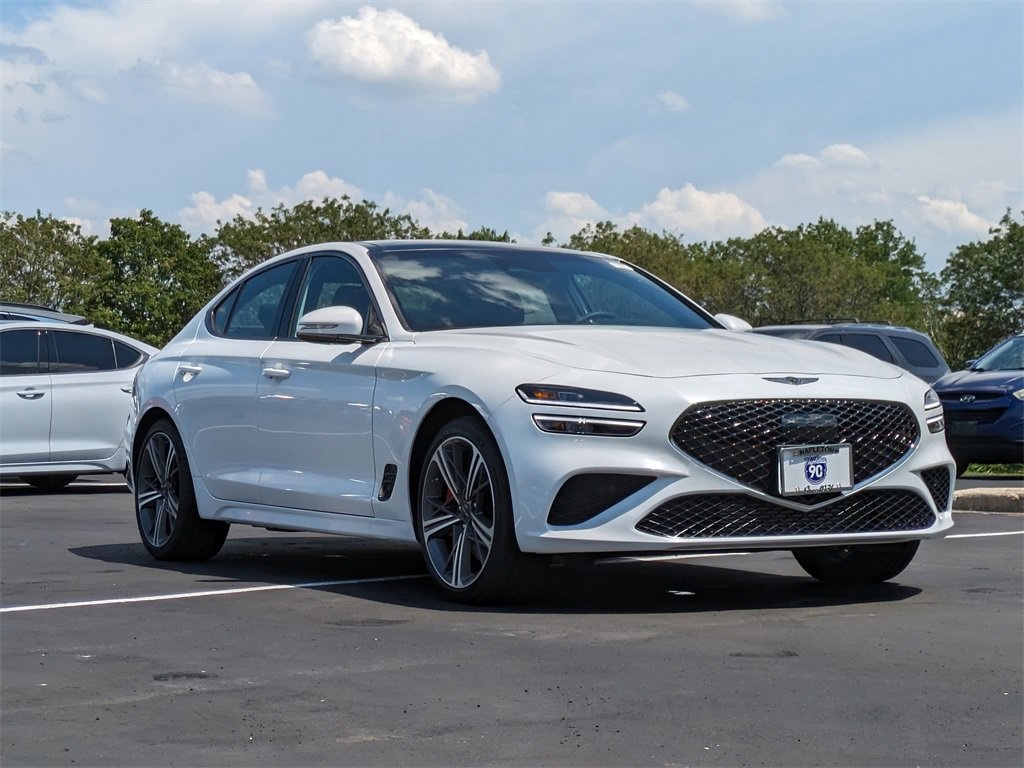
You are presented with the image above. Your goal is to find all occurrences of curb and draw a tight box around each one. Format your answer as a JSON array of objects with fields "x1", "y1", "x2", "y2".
[{"x1": 953, "y1": 488, "x2": 1024, "y2": 514}]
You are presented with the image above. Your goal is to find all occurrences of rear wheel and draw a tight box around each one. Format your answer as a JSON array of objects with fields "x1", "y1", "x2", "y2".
[
  {"x1": 792, "y1": 541, "x2": 920, "y2": 585},
  {"x1": 416, "y1": 416, "x2": 549, "y2": 603},
  {"x1": 20, "y1": 475, "x2": 77, "y2": 492},
  {"x1": 134, "y1": 419, "x2": 228, "y2": 560}
]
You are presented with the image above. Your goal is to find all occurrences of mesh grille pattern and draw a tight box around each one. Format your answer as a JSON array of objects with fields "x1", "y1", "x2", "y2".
[
  {"x1": 920, "y1": 466, "x2": 952, "y2": 512},
  {"x1": 671, "y1": 399, "x2": 919, "y2": 499},
  {"x1": 636, "y1": 490, "x2": 935, "y2": 538},
  {"x1": 548, "y1": 474, "x2": 656, "y2": 526}
]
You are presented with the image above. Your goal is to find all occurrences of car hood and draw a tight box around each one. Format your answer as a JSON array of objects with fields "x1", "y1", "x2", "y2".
[
  {"x1": 413, "y1": 327, "x2": 905, "y2": 379},
  {"x1": 934, "y1": 369, "x2": 1024, "y2": 393}
]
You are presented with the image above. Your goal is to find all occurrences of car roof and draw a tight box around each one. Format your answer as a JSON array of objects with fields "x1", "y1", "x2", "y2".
[
  {"x1": 0, "y1": 302, "x2": 89, "y2": 324},
  {"x1": 0, "y1": 320, "x2": 158, "y2": 353},
  {"x1": 755, "y1": 322, "x2": 930, "y2": 337}
]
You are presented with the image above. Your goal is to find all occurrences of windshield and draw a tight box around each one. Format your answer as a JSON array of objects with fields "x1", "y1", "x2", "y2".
[
  {"x1": 371, "y1": 246, "x2": 715, "y2": 332},
  {"x1": 973, "y1": 336, "x2": 1024, "y2": 371}
]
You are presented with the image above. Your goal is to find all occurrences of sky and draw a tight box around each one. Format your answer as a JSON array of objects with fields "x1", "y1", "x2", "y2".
[{"x1": 1, "y1": 0, "x2": 1021, "y2": 274}]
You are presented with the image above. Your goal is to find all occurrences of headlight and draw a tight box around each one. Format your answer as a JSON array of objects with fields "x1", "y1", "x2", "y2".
[
  {"x1": 924, "y1": 388, "x2": 942, "y2": 410},
  {"x1": 532, "y1": 414, "x2": 646, "y2": 437},
  {"x1": 924, "y1": 388, "x2": 945, "y2": 433},
  {"x1": 516, "y1": 384, "x2": 643, "y2": 412},
  {"x1": 1013, "y1": 388, "x2": 1024, "y2": 401}
]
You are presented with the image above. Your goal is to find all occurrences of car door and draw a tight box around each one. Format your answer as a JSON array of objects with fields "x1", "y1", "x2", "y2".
[
  {"x1": 0, "y1": 328, "x2": 51, "y2": 465},
  {"x1": 47, "y1": 329, "x2": 136, "y2": 464},
  {"x1": 173, "y1": 259, "x2": 300, "y2": 504},
  {"x1": 256, "y1": 254, "x2": 383, "y2": 515}
]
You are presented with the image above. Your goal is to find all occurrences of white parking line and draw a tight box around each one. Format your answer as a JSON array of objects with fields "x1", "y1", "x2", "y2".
[
  {"x1": 0, "y1": 574, "x2": 427, "y2": 614},
  {"x1": 946, "y1": 530, "x2": 1024, "y2": 539}
]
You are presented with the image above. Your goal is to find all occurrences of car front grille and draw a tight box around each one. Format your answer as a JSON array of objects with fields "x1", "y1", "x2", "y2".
[
  {"x1": 942, "y1": 408, "x2": 1006, "y2": 425},
  {"x1": 670, "y1": 399, "x2": 919, "y2": 500},
  {"x1": 919, "y1": 466, "x2": 953, "y2": 512},
  {"x1": 635, "y1": 490, "x2": 935, "y2": 538}
]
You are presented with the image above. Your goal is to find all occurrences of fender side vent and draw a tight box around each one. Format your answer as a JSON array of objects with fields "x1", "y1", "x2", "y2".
[{"x1": 378, "y1": 464, "x2": 398, "y2": 501}]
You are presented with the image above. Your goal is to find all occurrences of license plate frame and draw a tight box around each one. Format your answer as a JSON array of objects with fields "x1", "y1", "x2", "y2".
[{"x1": 778, "y1": 444, "x2": 854, "y2": 496}]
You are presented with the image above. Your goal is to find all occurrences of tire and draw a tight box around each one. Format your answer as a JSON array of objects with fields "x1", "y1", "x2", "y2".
[
  {"x1": 792, "y1": 540, "x2": 920, "y2": 585},
  {"x1": 415, "y1": 415, "x2": 549, "y2": 604},
  {"x1": 20, "y1": 474, "x2": 77, "y2": 492},
  {"x1": 134, "y1": 418, "x2": 229, "y2": 561}
]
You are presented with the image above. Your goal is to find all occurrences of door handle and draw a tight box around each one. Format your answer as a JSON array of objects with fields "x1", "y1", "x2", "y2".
[
  {"x1": 262, "y1": 366, "x2": 292, "y2": 380},
  {"x1": 16, "y1": 389, "x2": 46, "y2": 400},
  {"x1": 179, "y1": 364, "x2": 203, "y2": 375},
  {"x1": 120, "y1": 385, "x2": 132, "y2": 393}
]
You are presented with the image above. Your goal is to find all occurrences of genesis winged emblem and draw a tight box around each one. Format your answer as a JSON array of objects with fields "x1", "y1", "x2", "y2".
[{"x1": 763, "y1": 376, "x2": 819, "y2": 386}]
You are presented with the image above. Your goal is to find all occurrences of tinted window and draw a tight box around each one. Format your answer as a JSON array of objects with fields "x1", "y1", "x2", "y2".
[
  {"x1": 842, "y1": 333, "x2": 895, "y2": 363},
  {"x1": 211, "y1": 286, "x2": 239, "y2": 334},
  {"x1": 0, "y1": 329, "x2": 44, "y2": 376},
  {"x1": 373, "y1": 248, "x2": 713, "y2": 332},
  {"x1": 114, "y1": 341, "x2": 145, "y2": 369},
  {"x1": 817, "y1": 333, "x2": 843, "y2": 344},
  {"x1": 50, "y1": 331, "x2": 116, "y2": 373},
  {"x1": 890, "y1": 336, "x2": 940, "y2": 368},
  {"x1": 973, "y1": 336, "x2": 1024, "y2": 371},
  {"x1": 224, "y1": 261, "x2": 299, "y2": 339},
  {"x1": 292, "y1": 256, "x2": 374, "y2": 335}
]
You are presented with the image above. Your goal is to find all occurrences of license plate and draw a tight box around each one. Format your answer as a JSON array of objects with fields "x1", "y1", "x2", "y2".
[{"x1": 778, "y1": 444, "x2": 853, "y2": 496}]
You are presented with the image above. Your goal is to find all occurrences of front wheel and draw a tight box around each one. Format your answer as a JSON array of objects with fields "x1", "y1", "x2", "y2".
[
  {"x1": 416, "y1": 416, "x2": 549, "y2": 604},
  {"x1": 792, "y1": 541, "x2": 920, "y2": 585},
  {"x1": 134, "y1": 419, "x2": 228, "y2": 561}
]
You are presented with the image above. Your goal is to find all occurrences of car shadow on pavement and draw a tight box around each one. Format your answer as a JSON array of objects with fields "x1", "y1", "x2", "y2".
[
  {"x1": 68, "y1": 535, "x2": 922, "y2": 616},
  {"x1": 0, "y1": 483, "x2": 129, "y2": 497}
]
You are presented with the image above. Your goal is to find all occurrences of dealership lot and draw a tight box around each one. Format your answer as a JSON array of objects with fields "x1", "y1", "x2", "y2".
[{"x1": 1, "y1": 478, "x2": 1021, "y2": 767}]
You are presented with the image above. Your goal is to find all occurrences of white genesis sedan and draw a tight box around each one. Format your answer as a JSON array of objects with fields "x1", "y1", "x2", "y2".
[{"x1": 127, "y1": 241, "x2": 954, "y2": 602}]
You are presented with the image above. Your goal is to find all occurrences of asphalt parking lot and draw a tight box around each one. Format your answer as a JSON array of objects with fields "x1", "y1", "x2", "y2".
[{"x1": 1, "y1": 477, "x2": 1021, "y2": 767}]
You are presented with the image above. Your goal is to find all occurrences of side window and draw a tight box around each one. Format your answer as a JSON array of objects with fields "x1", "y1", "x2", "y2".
[
  {"x1": 223, "y1": 261, "x2": 299, "y2": 340},
  {"x1": 291, "y1": 255, "x2": 381, "y2": 336},
  {"x1": 114, "y1": 341, "x2": 145, "y2": 369},
  {"x1": 0, "y1": 330, "x2": 44, "y2": 376},
  {"x1": 842, "y1": 333, "x2": 895, "y2": 363},
  {"x1": 890, "y1": 337, "x2": 940, "y2": 368},
  {"x1": 50, "y1": 331, "x2": 117, "y2": 373},
  {"x1": 211, "y1": 286, "x2": 239, "y2": 335},
  {"x1": 816, "y1": 333, "x2": 843, "y2": 345}
]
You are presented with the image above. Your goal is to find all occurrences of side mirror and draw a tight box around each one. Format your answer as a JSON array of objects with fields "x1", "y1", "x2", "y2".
[
  {"x1": 964, "y1": 359, "x2": 977, "y2": 370},
  {"x1": 714, "y1": 313, "x2": 753, "y2": 332},
  {"x1": 296, "y1": 306, "x2": 384, "y2": 345}
]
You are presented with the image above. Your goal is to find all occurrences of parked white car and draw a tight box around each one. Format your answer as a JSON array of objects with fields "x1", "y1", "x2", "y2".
[
  {"x1": 127, "y1": 241, "x2": 954, "y2": 602},
  {"x1": 0, "y1": 321, "x2": 157, "y2": 490}
]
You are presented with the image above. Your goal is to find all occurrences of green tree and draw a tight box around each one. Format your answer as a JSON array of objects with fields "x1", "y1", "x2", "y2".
[
  {"x1": 938, "y1": 210, "x2": 1024, "y2": 368},
  {"x1": 212, "y1": 196, "x2": 432, "y2": 280},
  {"x1": 0, "y1": 211, "x2": 112, "y2": 323},
  {"x1": 94, "y1": 210, "x2": 221, "y2": 346}
]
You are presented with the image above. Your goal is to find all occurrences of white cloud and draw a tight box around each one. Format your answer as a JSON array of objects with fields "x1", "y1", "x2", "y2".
[
  {"x1": 395, "y1": 189, "x2": 468, "y2": 233},
  {"x1": 775, "y1": 143, "x2": 872, "y2": 171},
  {"x1": 693, "y1": 1, "x2": 787, "y2": 22},
  {"x1": 630, "y1": 184, "x2": 767, "y2": 238},
  {"x1": 146, "y1": 61, "x2": 270, "y2": 116},
  {"x1": 916, "y1": 196, "x2": 993, "y2": 236},
  {"x1": 820, "y1": 143, "x2": 872, "y2": 168},
  {"x1": 307, "y1": 6, "x2": 501, "y2": 100},
  {"x1": 179, "y1": 170, "x2": 361, "y2": 233},
  {"x1": 654, "y1": 90, "x2": 690, "y2": 113},
  {"x1": 533, "y1": 186, "x2": 766, "y2": 243}
]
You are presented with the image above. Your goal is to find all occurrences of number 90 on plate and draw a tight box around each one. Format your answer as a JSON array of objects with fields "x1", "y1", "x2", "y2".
[{"x1": 778, "y1": 444, "x2": 853, "y2": 496}]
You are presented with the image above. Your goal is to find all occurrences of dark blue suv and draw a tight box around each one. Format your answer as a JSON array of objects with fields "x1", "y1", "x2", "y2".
[{"x1": 933, "y1": 334, "x2": 1024, "y2": 475}]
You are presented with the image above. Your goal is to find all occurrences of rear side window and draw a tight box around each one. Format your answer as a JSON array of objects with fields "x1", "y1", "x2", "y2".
[
  {"x1": 842, "y1": 333, "x2": 895, "y2": 363},
  {"x1": 890, "y1": 336, "x2": 940, "y2": 368},
  {"x1": 817, "y1": 333, "x2": 843, "y2": 344},
  {"x1": 223, "y1": 262, "x2": 299, "y2": 339},
  {"x1": 114, "y1": 341, "x2": 145, "y2": 369},
  {"x1": 0, "y1": 330, "x2": 44, "y2": 376},
  {"x1": 50, "y1": 331, "x2": 117, "y2": 373}
]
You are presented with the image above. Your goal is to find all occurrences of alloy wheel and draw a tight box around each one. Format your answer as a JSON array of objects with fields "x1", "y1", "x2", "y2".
[
  {"x1": 136, "y1": 431, "x2": 180, "y2": 548},
  {"x1": 420, "y1": 436, "x2": 496, "y2": 589}
]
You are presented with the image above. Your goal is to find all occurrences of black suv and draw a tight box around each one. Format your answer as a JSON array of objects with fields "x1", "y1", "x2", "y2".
[{"x1": 753, "y1": 322, "x2": 950, "y2": 383}]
